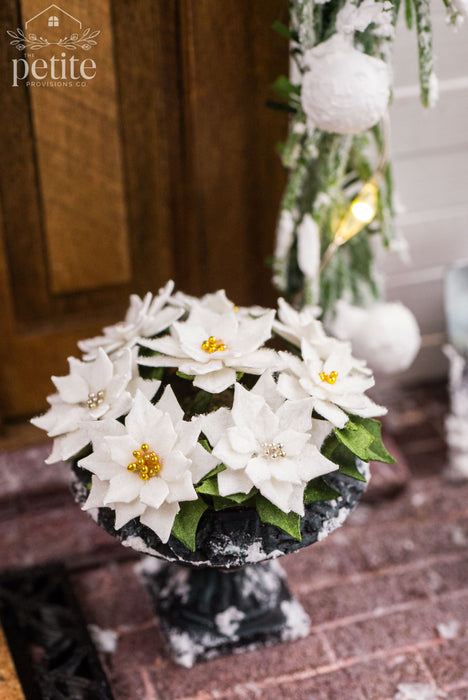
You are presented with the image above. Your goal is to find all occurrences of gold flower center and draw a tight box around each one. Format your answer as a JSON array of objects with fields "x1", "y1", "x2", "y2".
[
  {"x1": 87, "y1": 390, "x2": 105, "y2": 409},
  {"x1": 127, "y1": 443, "x2": 161, "y2": 481},
  {"x1": 261, "y1": 441, "x2": 286, "y2": 459},
  {"x1": 201, "y1": 336, "x2": 228, "y2": 354},
  {"x1": 319, "y1": 371, "x2": 338, "y2": 385}
]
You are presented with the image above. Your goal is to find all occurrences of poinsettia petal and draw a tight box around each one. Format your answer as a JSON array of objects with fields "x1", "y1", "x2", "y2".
[
  {"x1": 106, "y1": 435, "x2": 140, "y2": 468},
  {"x1": 176, "y1": 417, "x2": 201, "y2": 456},
  {"x1": 156, "y1": 385, "x2": 184, "y2": 425},
  {"x1": 87, "y1": 348, "x2": 115, "y2": 392},
  {"x1": 105, "y1": 472, "x2": 142, "y2": 503},
  {"x1": 190, "y1": 443, "x2": 220, "y2": 483},
  {"x1": 52, "y1": 373, "x2": 89, "y2": 403},
  {"x1": 251, "y1": 372, "x2": 284, "y2": 412},
  {"x1": 193, "y1": 368, "x2": 236, "y2": 393},
  {"x1": 276, "y1": 372, "x2": 308, "y2": 401},
  {"x1": 253, "y1": 404, "x2": 279, "y2": 444},
  {"x1": 140, "y1": 478, "x2": 170, "y2": 509},
  {"x1": 231, "y1": 383, "x2": 265, "y2": 429},
  {"x1": 258, "y1": 478, "x2": 293, "y2": 513},
  {"x1": 79, "y1": 450, "x2": 121, "y2": 480},
  {"x1": 140, "y1": 502, "x2": 180, "y2": 543},
  {"x1": 217, "y1": 468, "x2": 254, "y2": 496},
  {"x1": 295, "y1": 444, "x2": 337, "y2": 481},
  {"x1": 82, "y1": 475, "x2": 108, "y2": 510},
  {"x1": 45, "y1": 430, "x2": 90, "y2": 463},
  {"x1": 276, "y1": 429, "x2": 310, "y2": 457},
  {"x1": 288, "y1": 483, "x2": 305, "y2": 516},
  {"x1": 310, "y1": 418, "x2": 334, "y2": 447},
  {"x1": 231, "y1": 311, "x2": 274, "y2": 354},
  {"x1": 246, "y1": 456, "x2": 301, "y2": 485},
  {"x1": 227, "y1": 426, "x2": 256, "y2": 454},
  {"x1": 160, "y1": 450, "x2": 191, "y2": 481},
  {"x1": 165, "y1": 472, "x2": 197, "y2": 504},
  {"x1": 201, "y1": 408, "x2": 232, "y2": 445},
  {"x1": 138, "y1": 334, "x2": 184, "y2": 357},
  {"x1": 114, "y1": 499, "x2": 146, "y2": 529},
  {"x1": 213, "y1": 435, "x2": 249, "y2": 470},
  {"x1": 125, "y1": 391, "x2": 164, "y2": 443},
  {"x1": 313, "y1": 398, "x2": 349, "y2": 428},
  {"x1": 276, "y1": 398, "x2": 314, "y2": 434}
]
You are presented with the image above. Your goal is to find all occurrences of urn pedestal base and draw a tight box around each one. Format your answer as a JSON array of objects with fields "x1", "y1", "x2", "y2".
[{"x1": 140, "y1": 559, "x2": 310, "y2": 668}]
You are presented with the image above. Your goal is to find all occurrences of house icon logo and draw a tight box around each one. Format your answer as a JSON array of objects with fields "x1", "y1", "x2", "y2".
[{"x1": 7, "y1": 4, "x2": 100, "y2": 51}]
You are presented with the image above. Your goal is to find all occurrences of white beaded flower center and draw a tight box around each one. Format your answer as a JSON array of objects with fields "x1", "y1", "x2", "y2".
[
  {"x1": 87, "y1": 390, "x2": 105, "y2": 409},
  {"x1": 261, "y1": 441, "x2": 286, "y2": 460}
]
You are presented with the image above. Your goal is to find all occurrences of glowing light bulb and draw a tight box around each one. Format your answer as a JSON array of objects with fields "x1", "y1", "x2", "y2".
[
  {"x1": 334, "y1": 180, "x2": 379, "y2": 245},
  {"x1": 351, "y1": 201, "x2": 375, "y2": 223}
]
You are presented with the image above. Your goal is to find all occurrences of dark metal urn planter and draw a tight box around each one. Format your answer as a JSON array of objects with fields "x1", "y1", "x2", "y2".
[{"x1": 72, "y1": 465, "x2": 367, "y2": 667}]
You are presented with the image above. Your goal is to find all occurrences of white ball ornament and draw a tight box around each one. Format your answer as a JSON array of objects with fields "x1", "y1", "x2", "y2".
[
  {"x1": 301, "y1": 34, "x2": 391, "y2": 135},
  {"x1": 329, "y1": 300, "x2": 421, "y2": 374}
]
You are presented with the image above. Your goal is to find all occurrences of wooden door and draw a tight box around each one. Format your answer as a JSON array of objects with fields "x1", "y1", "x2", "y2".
[{"x1": 0, "y1": 0, "x2": 288, "y2": 422}]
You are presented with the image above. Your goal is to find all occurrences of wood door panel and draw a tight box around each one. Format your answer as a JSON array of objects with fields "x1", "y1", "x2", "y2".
[
  {"x1": 0, "y1": 0, "x2": 288, "y2": 421},
  {"x1": 178, "y1": 0, "x2": 288, "y2": 306},
  {"x1": 22, "y1": 0, "x2": 131, "y2": 295}
]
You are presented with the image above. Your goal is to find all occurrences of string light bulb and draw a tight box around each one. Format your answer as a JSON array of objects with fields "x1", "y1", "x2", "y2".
[
  {"x1": 335, "y1": 179, "x2": 379, "y2": 245},
  {"x1": 319, "y1": 177, "x2": 379, "y2": 272}
]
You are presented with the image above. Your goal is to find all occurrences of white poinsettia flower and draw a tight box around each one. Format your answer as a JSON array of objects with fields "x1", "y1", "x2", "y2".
[
  {"x1": 80, "y1": 388, "x2": 219, "y2": 543},
  {"x1": 31, "y1": 348, "x2": 139, "y2": 464},
  {"x1": 78, "y1": 281, "x2": 183, "y2": 360},
  {"x1": 138, "y1": 306, "x2": 279, "y2": 393},
  {"x1": 274, "y1": 298, "x2": 371, "y2": 376},
  {"x1": 202, "y1": 374, "x2": 336, "y2": 515},
  {"x1": 171, "y1": 289, "x2": 234, "y2": 314},
  {"x1": 273, "y1": 297, "x2": 323, "y2": 347},
  {"x1": 171, "y1": 288, "x2": 271, "y2": 319},
  {"x1": 278, "y1": 339, "x2": 386, "y2": 429}
]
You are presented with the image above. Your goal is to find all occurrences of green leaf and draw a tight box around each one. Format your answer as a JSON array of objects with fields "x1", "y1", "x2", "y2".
[
  {"x1": 304, "y1": 477, "x2": 341, "y2": 504},
  {"x1": 199, "y1": 437, "x2": 212, "y2": 453},
  {"x1": 256, "y1": 496, "x2": 301, "y2": 541},
  {"x1": 197, "y1": 462, "x2": 226, "y2": 483},
  {"x1": 334, "y1": 420, "x2": 375, "y2": 461},
  {"x1": 212, "y1": 496, "x2": 241, "y2": 511},
  {"x1": 349, "y1": 416, "x2": 395, "y2": 464},
  {"x1": 271, "y1": 20, "x2": 292, "y2": 39},
  {"x1": 321, "y1": 437, "x2": 367, "y2": 483},
  {"x1": 265, "y1": 100, "x2": 298, "y2": 114},
  {"x1": 196, "y1": 477, "x2": 219, "y2": 496},
  {"x1": 339, "y1": 460, "x2": 367, "y2": 482},
  {"x1": 176, "y1": 371, "x2": 195, "y2": 381},
  {"x1": 171, "y1": 499, "x2": 208, "y2": 552},
  {"x1": 191, "y1": 389, "x2": 212, "y2": 415},
  {"x1": 227, "y1": 489, "x2": 258, "y2": 504},
  {"x1": 271, "y1": 75, "x2": 301, "y2": 101},
  {"x1": 404, "y1": 0, "x2": 413, "y2": 30}
]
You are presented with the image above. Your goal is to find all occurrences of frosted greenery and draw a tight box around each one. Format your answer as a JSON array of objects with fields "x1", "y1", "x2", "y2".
[{"x1": 272, "y1": 0, "x2": 456, "y2": 318}]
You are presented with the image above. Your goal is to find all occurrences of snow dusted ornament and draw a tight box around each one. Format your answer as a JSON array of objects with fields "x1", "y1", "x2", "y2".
[
  {"x1": 301, "y1": 0, "x2": 393, "y2": 135},
  {"x1": 301, "y1": 33, "x2": 391, "y2": 135}
]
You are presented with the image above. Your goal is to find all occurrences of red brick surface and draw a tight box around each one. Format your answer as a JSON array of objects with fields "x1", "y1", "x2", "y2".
[{"x1": 2, "y1": 381, "x2": 468, "y2": 699}]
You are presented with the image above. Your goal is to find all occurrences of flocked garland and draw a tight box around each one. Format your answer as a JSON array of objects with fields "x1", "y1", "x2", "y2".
[{"x1": 272, "y1": 0, "x2": 466, "y2": 316}]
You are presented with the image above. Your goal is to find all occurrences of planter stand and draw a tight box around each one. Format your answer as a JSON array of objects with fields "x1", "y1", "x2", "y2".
[
  {"x1": 140, "y1": 559, "x2": 310, "y2": 668},
  {"x1": 72, "y1": 466, "x2": 367, "y2": 667}
]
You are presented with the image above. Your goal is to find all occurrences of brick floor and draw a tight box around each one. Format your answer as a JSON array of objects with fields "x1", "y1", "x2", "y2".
[{"x1": 2, "y1": 381, "x2": 468, "y2": 699}]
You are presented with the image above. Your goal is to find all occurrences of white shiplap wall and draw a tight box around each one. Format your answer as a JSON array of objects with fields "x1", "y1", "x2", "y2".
[{"x1": 378, "y1": 6, "x2": 468, "y2": 383}]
